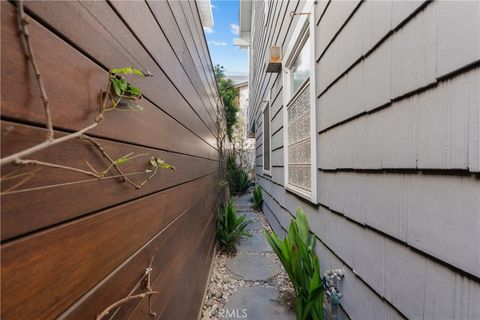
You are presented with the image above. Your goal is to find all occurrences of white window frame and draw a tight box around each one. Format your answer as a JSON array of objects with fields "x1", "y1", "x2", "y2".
[
  {"x1": 262, "y1": 99, "x2": 271, "y2": 176},
  {"x1": 282, "y1": 1, "x2": 317, "y2": 204}
]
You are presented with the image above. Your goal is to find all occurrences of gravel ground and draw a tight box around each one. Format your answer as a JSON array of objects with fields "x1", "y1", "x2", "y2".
[{"x1": 200, "y1": 207, "x2": 295, "y2": 319}]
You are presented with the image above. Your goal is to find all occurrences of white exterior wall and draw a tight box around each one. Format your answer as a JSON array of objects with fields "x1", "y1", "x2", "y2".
[{"x1": 248, "y1": 0, "x2": 480, "y2": 319}]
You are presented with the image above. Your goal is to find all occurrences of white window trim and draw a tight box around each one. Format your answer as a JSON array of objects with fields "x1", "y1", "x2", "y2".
[
  {"x1": 262, "y1": 99, "x2": 271, "y2": 176},
  {"x1": 264, "y1": 0, "x2": 269, "y2": 26},
  {"x1": 282, "y1": 1, "x2": 317, "y2": 204}
]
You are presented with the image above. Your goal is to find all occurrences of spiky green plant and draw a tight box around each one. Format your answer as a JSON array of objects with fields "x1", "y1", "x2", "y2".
[
  {"x1": 252, "y1": 186, "x2": 263, "y2": 210},
  {"x1": 228, "y1": 167, "x2": 250, "y2": 195},
  {"x1": 216, "y1": 199, "x2": 252, "y2": 252},
  {"x1": 264, "y1": 208, "x2": 324, "y2": 320}
]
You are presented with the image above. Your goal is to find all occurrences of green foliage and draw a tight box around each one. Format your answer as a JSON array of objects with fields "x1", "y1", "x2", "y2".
[
  {"x1": 110, "y1": 67, "x2": 145, "y2": 77},
  {"x1": 227, "y1": 152, "x2": 237, "y2": 171},
  {"x1": 149, "y1": 157, "x2": 175, "y2": 171},
  {"x1": 216, "y1": 199, "x2": 252, "y2": 252},
  {"x1": 226, "y1": 151, "x2": 250, "y2": 195},
  {"x1": 109, "y1": 67, "x2": 144, "y2": 103},
  {"x1": 214, "y1": 65, "x2": 239, "y2": 142},
  {"x1": 252, "y1": 186, "x2": 263, "y2": 210},
  {"x1": 264, "y1": 208, "x2": 324, "y2": 320},
  {"x1": 228, "y1": 167, "x2": 250, "y2": 195}
]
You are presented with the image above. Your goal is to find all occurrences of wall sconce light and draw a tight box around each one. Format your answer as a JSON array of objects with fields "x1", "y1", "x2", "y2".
[{"x1": 266, "y1": 46, "x2": 282, "y2": 73}]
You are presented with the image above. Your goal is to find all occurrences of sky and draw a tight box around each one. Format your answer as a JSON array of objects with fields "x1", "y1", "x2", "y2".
[{"x1": 204, "y1": 0, "x2": 248, "y2": 77}]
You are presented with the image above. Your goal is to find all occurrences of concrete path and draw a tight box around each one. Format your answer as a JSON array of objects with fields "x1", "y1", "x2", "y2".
[{"x1": 219, "y1": 192, "x2": 295, "y2": 320}]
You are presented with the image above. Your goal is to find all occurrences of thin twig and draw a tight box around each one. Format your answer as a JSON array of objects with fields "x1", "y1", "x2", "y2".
[
  {"x1": 0, "y1": 122, "x2": 98, "y2": 166},
  {"x1": 145, "y1": 258, "x2": 157, "y2": 317},
  {"x1": 3, "y1": 174, "x2": 34, "y2": 193},
  {"x1": 0, "y1": 170, "x2": 151, "y2": 196},
  {"x1": 99, "y1": 262, "x2": 157, "y2": 320},
  {"x1": 81, "y1": 135, "x2": 141, "y2": 189},
  {"x1": 16, "y1": 0, "x2": 54, "y2": 140},
  {"x1": 139, "y1": 166, "x2": 158, "y2": 187},
  {"x1": 15, "y1": 159, "x2": 101, "y2": 178},
  {"x1": 0, "y1": 167, "x2": 41, "y2": 181},
  {"x1": 96, "y1": 291, "x2": 158, "y2": 320}
]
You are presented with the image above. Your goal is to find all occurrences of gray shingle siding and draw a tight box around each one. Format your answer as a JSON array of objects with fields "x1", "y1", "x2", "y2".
[{"x1": 248, "y1": 1, "x2": 480, "y2": 318}]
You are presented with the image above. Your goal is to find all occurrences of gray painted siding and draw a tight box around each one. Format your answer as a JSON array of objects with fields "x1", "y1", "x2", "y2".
[{"x1": 249, "y1": 0, "x2": 480, "y2": 318}]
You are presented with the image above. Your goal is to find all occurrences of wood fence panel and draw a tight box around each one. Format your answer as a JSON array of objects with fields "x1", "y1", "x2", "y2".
[{"x1": 1, "y1": 1, "x2": 221, "y2": 319}]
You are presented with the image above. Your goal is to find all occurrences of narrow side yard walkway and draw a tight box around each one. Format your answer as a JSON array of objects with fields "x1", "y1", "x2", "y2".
[{"x1": 201, "y1": 190, "x2": 295, "y2": 320}]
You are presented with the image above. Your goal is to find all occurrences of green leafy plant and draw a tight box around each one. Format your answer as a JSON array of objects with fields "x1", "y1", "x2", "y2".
[
  {"x1": 228, "y1": 167, "x2": 250, "y2": 195},
  {"x1": 264, "y1": 208, "x2": 324, "y2": 320},
  {"x1": 105, "y1": 67, "x2": 147, "y2": 112},
  {"x1": 214, "y1": 65, "x2": 239, "y2": 142},
  {"x1": 252, "y1": 186, "x2": 263, "y2": 210},
  {"x1": 216, "y1": 199, "x2": 252, "y2": 252}
]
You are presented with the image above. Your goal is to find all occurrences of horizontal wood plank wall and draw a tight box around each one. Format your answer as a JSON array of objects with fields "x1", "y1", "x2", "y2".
[
  {"x1": 250, "y1": 0, "x2": 480, "y2": 319},
  {"x1": 1, "y1": 1, "x2": 220, "y2": 319}
]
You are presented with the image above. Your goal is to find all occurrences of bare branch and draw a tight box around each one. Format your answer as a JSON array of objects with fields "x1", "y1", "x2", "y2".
[
  {"x1": 16, "y1": 0, "x2": 54, "y2": 140},
  {"x1": 81, "y1": 135, "x2": 142, "y2": 189},
  {"x1": 0, "y1": 122, "x2": 98, "y2": 166},
  {"x1": 96, "y1": 291, "x2": 158, "y2": 320},
  {"x1": 3, "y1": 174, "x2": 34, "y2": 193},
  {"x1": 15, "y1": 159, "x2": 101, "y2": 178}
]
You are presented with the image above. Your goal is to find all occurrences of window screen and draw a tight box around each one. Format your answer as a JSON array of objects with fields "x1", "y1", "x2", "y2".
[{"x1": 287, "y1": 84, "x2": 311, "y2": 192}]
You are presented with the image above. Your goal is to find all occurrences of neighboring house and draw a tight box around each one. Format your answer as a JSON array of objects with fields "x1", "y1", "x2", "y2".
[
  {"x1": 1, "y1": 1, "x2": 220, "y2": 319},
  {"x1": 236, "y1": 0, "x2": 480, "y2": 319},
  {"x1": 229, "y1": 78, "x2": 256, "y2": 173}
]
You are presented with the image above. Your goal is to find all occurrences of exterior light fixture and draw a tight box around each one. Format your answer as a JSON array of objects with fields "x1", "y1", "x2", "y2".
[{"x1": 266, "y1": 46, "x2": 282, "y2": 73}]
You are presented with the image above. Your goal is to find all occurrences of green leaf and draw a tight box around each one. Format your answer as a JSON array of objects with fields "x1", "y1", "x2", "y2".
[
  {"x1": 115, "y1": 157, "x2": 130, "y2": 165},
  {"x1": 110, "y1": 67, "x2": 145, "y2": 77},
  {"x1": 111, "y1": 77, "x2": 125, "y2": 96},
  {"x1": 149, "y1": 157, "x2": 175, "y2": 171}
]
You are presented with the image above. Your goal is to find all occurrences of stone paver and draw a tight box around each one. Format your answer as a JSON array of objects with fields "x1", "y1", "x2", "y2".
[
  {"x1": 202, "y1": 187, "x2": 296, "y2": 319},
  {"x1": 226, "y1": 253, "x2": 281, "y2": 281},
  {"x1": 238, "y1": 233, "x2": 271, "y2": 253},
  {"x1": 238, "y1": 211, "x2": 257, "y2": 221},
  {"x1": 221, "y1": 287, "x2": 294, "y2": 320},
  {"x1": 245, "y1": 221, "x2": 263, "y2": 231}
]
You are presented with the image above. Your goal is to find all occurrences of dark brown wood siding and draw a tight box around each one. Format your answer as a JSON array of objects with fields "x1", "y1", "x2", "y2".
[{"x1": 1, "y1": 1, "x2": 220, "y2": 319}]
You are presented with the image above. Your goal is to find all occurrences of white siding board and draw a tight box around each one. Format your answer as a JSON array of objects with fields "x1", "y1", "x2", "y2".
[
  {"x1": 384, "y1": 240, "x2": 426, "y2": 320},
  {"x1": 435, "y1": 1, "x2": 480, "y2": 78},
  {"x1": 416, "y1": 70, "x2": 476, "y2": 170},
  {"x1": 363, "y1": 39, "x2": 392, "y2": 112},
  {"x1": 406, "y1": 174, "x2": 480, "y2": 278},
  {"x1": 318, "y1": 69, "x2": 478, "y2": 171},
  {"x1": 381, "y1": 97, "x2": 417, "y2": 168},
  {"x1": 317, "y1": 61, "x2": 364, "y2": 131},
  {"x1": 391, "y1": 7, "x2": 436, "y2": 98},
  {"x1": 271, "y1": 127, "x2": 283, "y2": 151},
  {"x1": 363, "y1": 173, "x2": 408, "y2": 242},
  {"x1": 271, "y1": 148, "x2": 284, "y2": 167},
  {"x1": 315, "y1": 0, "x2": 361, "y2": 59},
  {"x1": 390, "y1": 0, "x2": 425, "y2": 28},
  {"x1": 316, "y1": 241, "x2": 403, "y2": 320},
  {"x1": 361, "y1": 0, "x2": 392, "y2": 53},
  {"x1": 333, "y1": 3, "x2": 363, "y2": 78},
  {"x1": 316, "y1": 39, "x2": 339, "y2": 95}
]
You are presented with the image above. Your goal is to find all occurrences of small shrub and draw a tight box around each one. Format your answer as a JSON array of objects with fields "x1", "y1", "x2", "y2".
[
  {"x1": 228, "y1": 167, "x2": 250, "y2": 195},
  {"x1": 264, "y1": 208, "x2": 324, "y2": 320},
  {"x1": 252, "y1": 186, "x2": 263, "y2": 210},
  {"x1": 216, "y1": 199, "x2": 252, "y2": 252},
  {"x1": 227, "y1": 152, "x2": 237, "y2": 171}
]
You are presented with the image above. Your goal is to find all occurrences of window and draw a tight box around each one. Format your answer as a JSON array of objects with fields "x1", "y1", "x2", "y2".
[
  {"x1": 282, "y1": 1, "x2": 317, "y2": 203},
  {"x1": 263, "y1": 102, "x2": 271, "y2": 175},
  {"x1": 290, "y1": 37, "x2": 310, "y2": 94}
]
